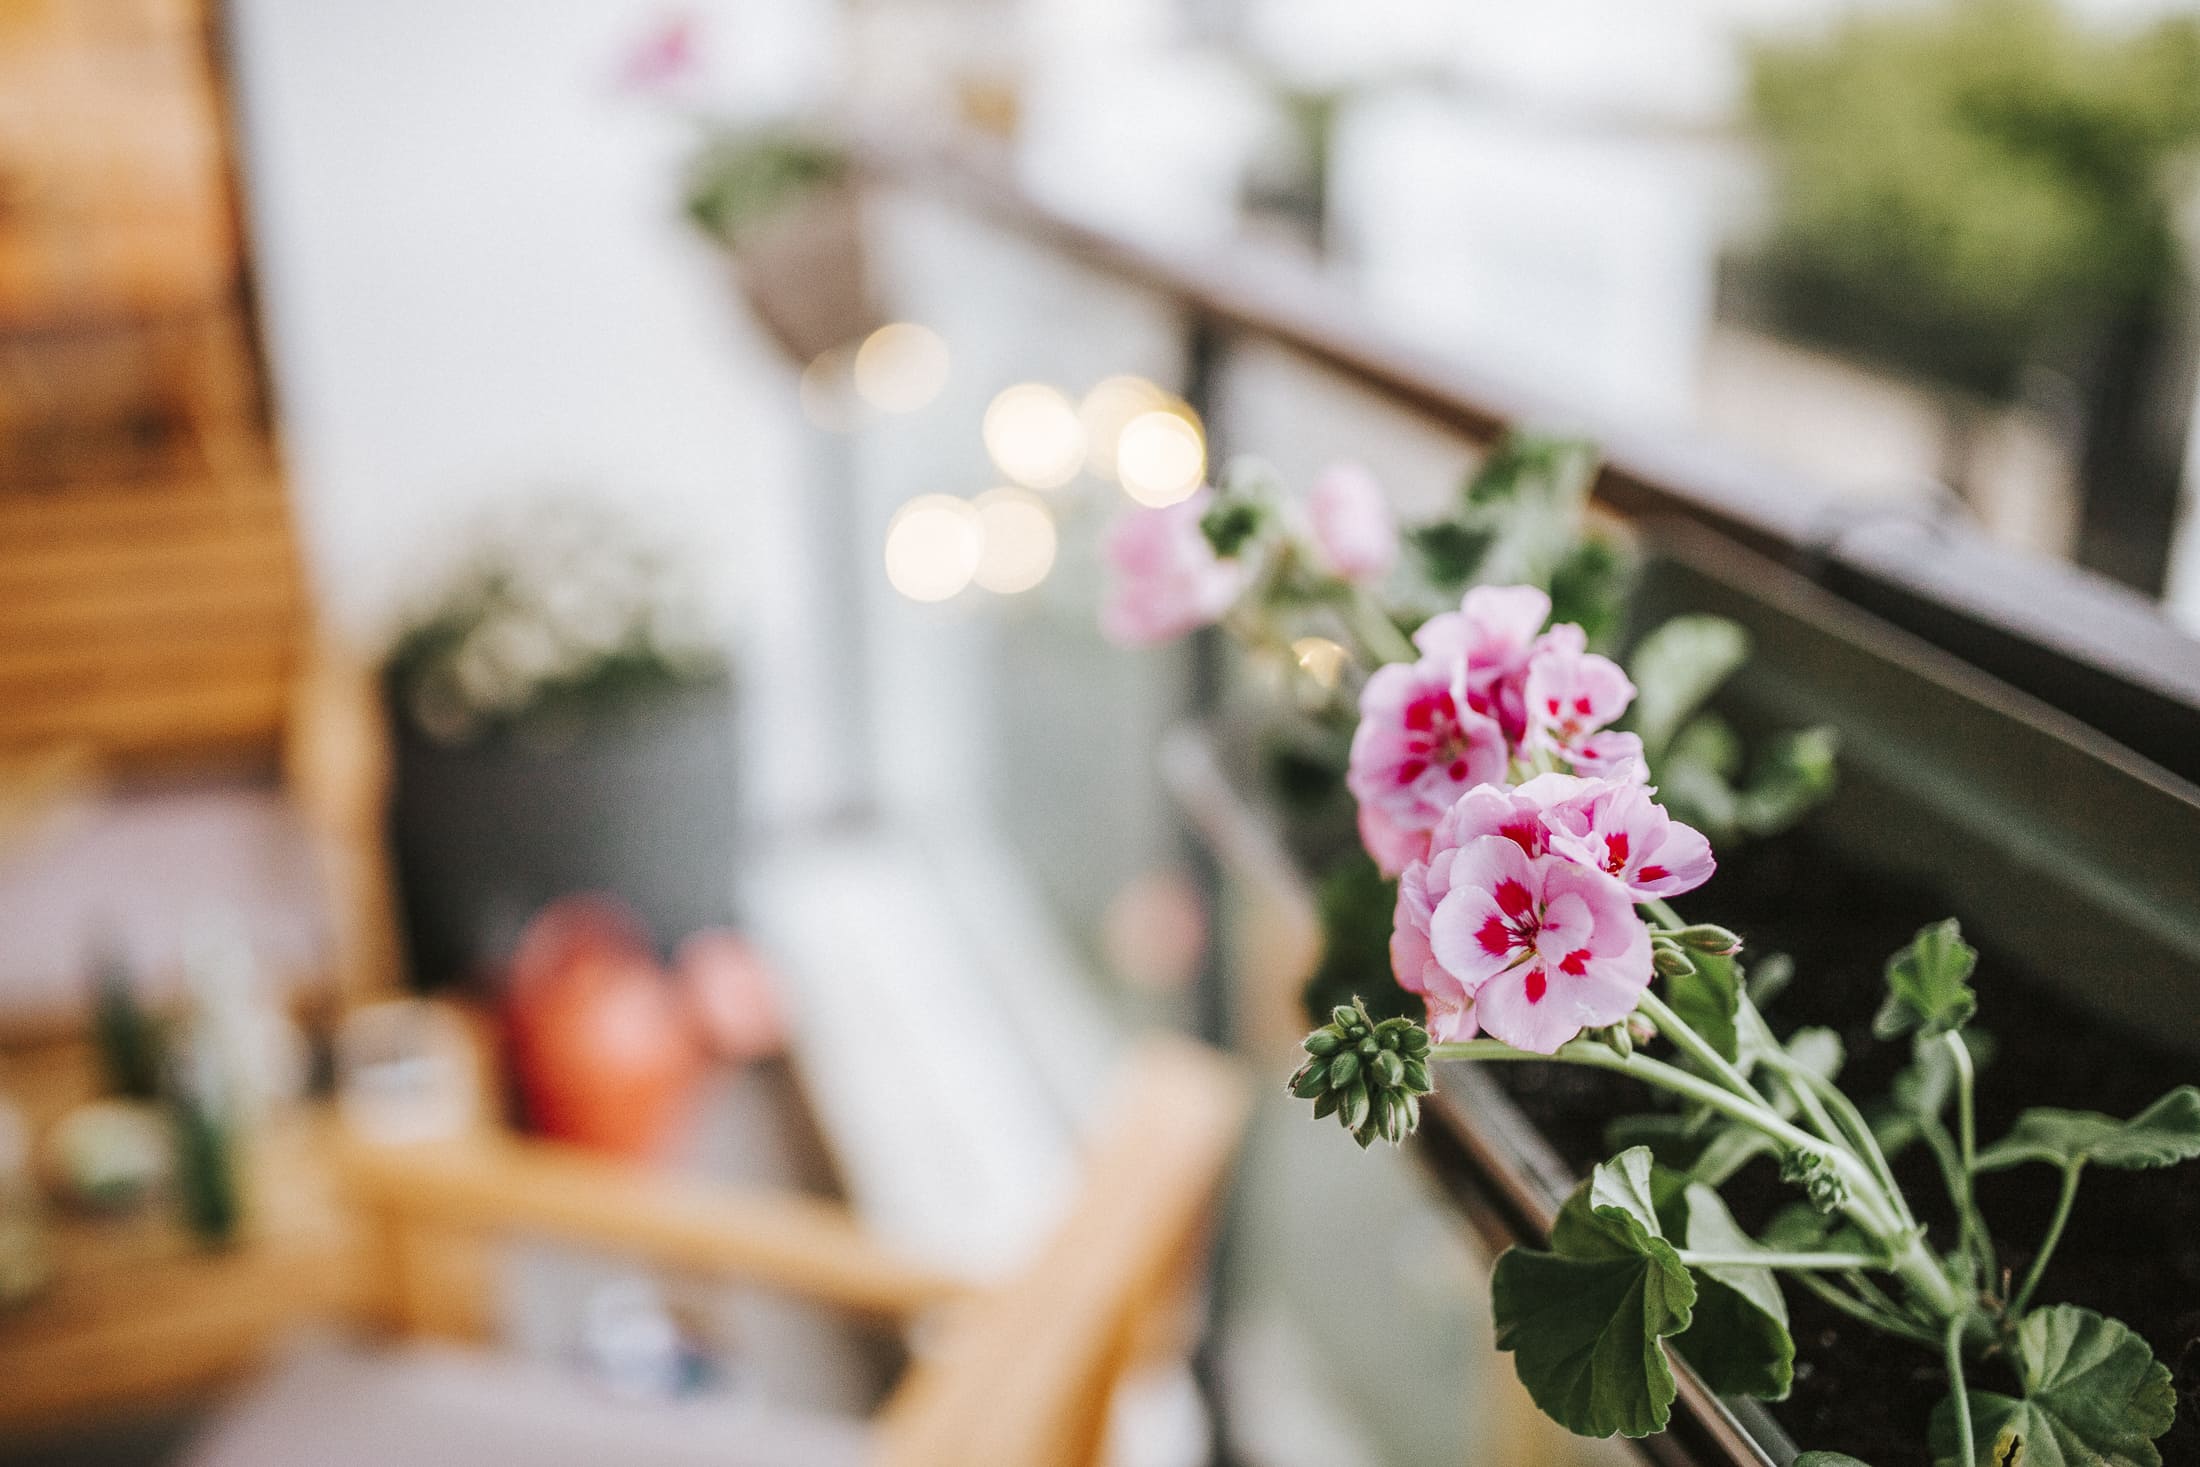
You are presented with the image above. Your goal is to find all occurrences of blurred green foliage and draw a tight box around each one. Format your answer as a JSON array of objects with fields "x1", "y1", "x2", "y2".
[
  {"x1": 1748, "y1": 0, "x2": 2200, "y2": 397},
  {"x1": 682, "y1": 127, "x2": 848, "y2": 248}
]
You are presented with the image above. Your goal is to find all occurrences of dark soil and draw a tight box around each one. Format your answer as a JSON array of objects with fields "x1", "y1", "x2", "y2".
[{"x1": 1490, "y1": 828, "x2": 2200, "y2": 1467}]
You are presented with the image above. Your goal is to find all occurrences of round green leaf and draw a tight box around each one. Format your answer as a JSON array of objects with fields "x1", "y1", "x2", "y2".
[
  {"x1": 1928, "y1": 1306, "x2": 2176, "y2": 1467},
  {"x1": 1974, "y1": 1087, "x2": 2200, "y2": 1174}
]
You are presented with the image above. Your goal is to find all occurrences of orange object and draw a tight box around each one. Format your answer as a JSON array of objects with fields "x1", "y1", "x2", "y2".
[{"x1": 502, "y1": 898, "x2": 703, "y2": 1160}]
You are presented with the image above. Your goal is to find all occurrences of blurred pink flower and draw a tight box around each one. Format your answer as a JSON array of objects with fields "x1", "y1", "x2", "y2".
[
  {"x1": 1347, "y1": 660, "x2": 1508, "y2": 855},
  {"x1": 1425, "y1": 834, "x2": 1652, "y2": 1054},
  {"x1": 1100, "y1": 491, "x2": 1250, "y2": 647},
  {"x1": 1305, "y1": 462, "x2": 1397, "y2": 582},
  {"x1": 617, "y1": 13, "x2": 700, "y2": 94}
]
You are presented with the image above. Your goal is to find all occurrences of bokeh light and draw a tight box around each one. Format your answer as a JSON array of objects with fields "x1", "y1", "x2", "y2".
[
  {"x1": 883, "y1": 494, "x2": 981, "y2": 602},
  {"x1": 853, "y1": 323, "x2": 950, "y2": 413},
  {"x1": 982, "y1": 384, "x2": 1086, "y2": 488},
  {"x1": 1077, "y1": 375, "x2": 1174, "y2": 482},
  {"x1": 971, "y1": 488, "x2": 1058, "y2": 594},
  {"x1": 1292, "y1": 636, "x2": 1347, "y2": 690},
  {"x1": 1117, "y1": 409, "x2": 1206, "y2": 506}
]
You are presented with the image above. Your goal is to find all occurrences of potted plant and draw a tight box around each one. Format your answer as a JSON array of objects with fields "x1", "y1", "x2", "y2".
[
  {"x1": 383, "y1": 499, "x2": 736, "y2": 991},
  {"x1": 1100, "y1": 442, "x2": 2200, "y2": 1464}
]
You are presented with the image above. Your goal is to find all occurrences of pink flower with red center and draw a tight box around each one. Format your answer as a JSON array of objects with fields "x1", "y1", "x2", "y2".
[
  {"x1": 1566, "y1": 729, "x2": 1649, "y2": 784},
  {"x1": 1523, "y1": 641, "x2": 1636, "y2": 761},
  {"x1": 1414, "y1": 586, "x2": 1554, "y2": 743},
  {"x1": 1305, "y1": 462, "x2": 1398, "y2": 582},
  {"x1": 1546, "y1": 780, "x2": 1715, "y2": 900},
  {"x1": 1388, "y1": 777, "x2": 1596, "y2": 1038},
  {"x1": 1100, "y1": 490, "x2": 1251, "y2": 647},
  {"x1": 1347, "y1": 660, "x2": 1508, "y2": 868},
  {"x1": 1426, "y1": 835, "x2": 1652, "y2": 1054}
]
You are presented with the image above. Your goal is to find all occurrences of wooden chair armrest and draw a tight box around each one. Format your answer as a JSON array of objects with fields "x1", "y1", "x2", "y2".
[{"x1": 338, "y1": 1130, "x2": 972, "y2": 1320}]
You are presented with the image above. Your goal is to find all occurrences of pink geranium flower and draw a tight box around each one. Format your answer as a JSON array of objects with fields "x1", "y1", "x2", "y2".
[
  {"x1": 1523, "y1": 640, "x2": 1636, "y2": 761},
  {"x1": 1100, "y1": 491, "x2": 1251, "y2": 647},
  {"x1": 1347, "y1": 661, "x2": 1508, "y2": 864},
  {"x1": 1567, "y1": 729, "x2": 1649, "y2": 784},
  {"x1": 1358, "y1": 802, "x2": 1432, "y2": 879},
  {"x1": 1415, "y1": 586, "x2": 1555, "y2": 743},
  {"x1": 1306, "y1": 462, "x2": 1397, "y2": 582},
  {"x1": 1426, "y1": 835, "x2": 1652, "y2": 1054},
  {"x1": 1545, "y1": 781, "x2": 1716, "y2": 900},
  {"x1": 1388, "y1": 778, "x2": 1591, "y2": 1039}
]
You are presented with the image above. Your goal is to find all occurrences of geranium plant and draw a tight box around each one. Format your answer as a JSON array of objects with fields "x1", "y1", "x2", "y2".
[{"x1": 1100, "y1": 445, "x2": 2200, "y2": 1465}]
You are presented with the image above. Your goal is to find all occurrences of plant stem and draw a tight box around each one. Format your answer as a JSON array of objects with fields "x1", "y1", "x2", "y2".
[
  {"x1": 1778, "y1": 1048, "x2": 1918, "y2": 1232},
  {"x1": 1945, "y1": 1315, "x2": 1978, "y2": 1467},
  {"x1": 2012, "y1": 1161, "x2": 2084, "y2": 1315},
  {"x1": 1637, "y1": 990, "x2": 1772, "y2": 1111},
  {"x1": 1430, "y1": 1036, "x2": 1968, "y2": 1319},
  {"x1": 1344, "y1": 588, "x2": 1417, "y2": 666},
  {"x1": 1791, "y1": 1271, "x2": 1941, "y2": 1347},
  {"x1": 1944, "y1": 1031, "x2": 1997, "y2": 1286},
  {"x1": 1678, "y1": 1250, "x2": 1890, "y2": 1272},
  {"x1": 1432, "y1": 1039, "x2": 1901, "y2": 1241}
]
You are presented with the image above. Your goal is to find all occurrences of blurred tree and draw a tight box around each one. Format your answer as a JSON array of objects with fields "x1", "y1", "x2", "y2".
[{"x1": 1747, "y1": 0, "x2": 2200, "y2": 590}]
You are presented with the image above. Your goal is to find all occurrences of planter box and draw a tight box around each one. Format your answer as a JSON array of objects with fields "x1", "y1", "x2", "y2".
[
  {"x1": 387, "y1": 677, "x2": 740, "y2": 990},
  {"x1": 1194, "y1": 525, "x2": 2200, "y2": 1466}
]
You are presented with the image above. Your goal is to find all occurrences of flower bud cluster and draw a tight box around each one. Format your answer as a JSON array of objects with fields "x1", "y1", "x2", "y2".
[{"x1": 1290, "y1": 999, "x2": 1434, "y2": 1148}]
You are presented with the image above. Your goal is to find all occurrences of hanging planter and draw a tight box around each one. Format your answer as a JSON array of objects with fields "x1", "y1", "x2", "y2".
[
  {"x1": 1107, "y1": 441, "x2": 2200, "y2": 1466},
  {"x1": 682, "y1": 127, "x2": 880, "y2": 365}
]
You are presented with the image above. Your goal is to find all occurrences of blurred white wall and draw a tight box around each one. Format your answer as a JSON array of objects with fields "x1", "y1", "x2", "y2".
[{"x1": 226, "y1": 0, "x2": 844, "y2": 820}]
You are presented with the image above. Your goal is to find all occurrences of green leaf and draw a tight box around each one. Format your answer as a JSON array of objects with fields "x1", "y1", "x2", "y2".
[
  {"x1": 1495, "y1": 1150, "x2": 1697, "y2": 1438},
  {"x1": 1667, "y1": 1180, "x2": 1794, "y2": 1401},
  {"x1": 1665, "y1": 948, "x2": 1743, "y2": 1065},
  {"x1": 1928, "y1": 1307, "x2": 2176, "y2": 1467},
  {"x1": 1407, "y1": 522, "x2": 1494, "y2": 590},
  {"x1": 1795, "y1": 1456, "x2": 1879, "y2": 1467},
  {"x1": 1734, "y1": 726, "x2": 1839, "y2": 837},
  {"x1": 1974, "y1": 1087, "x2": 2200, "y2": 1174},
  {"x1": 1550, "y1": 1147, "x2": 1671, "y2": 1259},
  {"x1": 1874, "y1": 920, "x2": 1979, "y2": 1041},
  {"x1": 1627, "y1": 616, "x2": 1751, "y2": 758}
]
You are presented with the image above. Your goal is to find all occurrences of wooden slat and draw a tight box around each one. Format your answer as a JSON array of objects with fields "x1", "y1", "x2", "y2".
[
  {"x1": 0, "y1": 529, "x2": 294, "y2": 596},
  {"x1": 875, "y1": 1039, "x2": 1249, "y2": 1467},
  {"x1": 338, "y1": 1131, "x2": 976, "y2": 1323}
]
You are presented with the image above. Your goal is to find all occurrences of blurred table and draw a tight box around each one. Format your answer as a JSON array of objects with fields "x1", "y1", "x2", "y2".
[{"x1": 0, "y1": 1041, "x2": 367, "y2": 1436}]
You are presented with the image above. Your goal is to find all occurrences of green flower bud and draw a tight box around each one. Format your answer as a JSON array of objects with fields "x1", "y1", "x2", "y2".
[
  {"x1": 1780, "y1": 1148, "x2": 1850, "y2": 1214},
  {"x1": 1673, "y1": 924, "x2": 1743, "y2": 957},
  {"x1": 1290, "y1": 998, "x2": 1438, "y2": 1147},
  {"x1": 1342, "y1": 1080, "x2": 1371, "y2": 1133},
  {"x1": 1652, "y1": 942, "x2": 1696, "y2": 979}
]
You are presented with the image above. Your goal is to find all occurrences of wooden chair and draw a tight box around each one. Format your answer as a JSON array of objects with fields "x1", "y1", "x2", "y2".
[{"x1": 185, "y1": 1036, "x2": 1248, "y2": 1467}]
